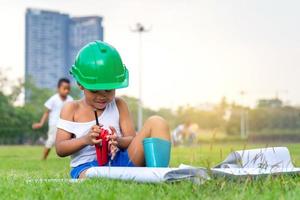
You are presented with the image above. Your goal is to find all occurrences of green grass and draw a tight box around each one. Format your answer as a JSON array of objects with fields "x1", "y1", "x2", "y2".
[{"x1": 0, "y1": 143, "x2": 300, "y2": 200}]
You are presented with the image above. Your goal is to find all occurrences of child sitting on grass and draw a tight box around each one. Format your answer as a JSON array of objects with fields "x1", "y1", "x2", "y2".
[{"x1": 55, "y1": 41, "x2": 170, "y2": 179}]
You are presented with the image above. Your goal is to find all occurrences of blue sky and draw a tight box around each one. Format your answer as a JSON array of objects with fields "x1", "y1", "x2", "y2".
[{"x1": 0, "y1": 0, "x2": 299, "y2": 109}]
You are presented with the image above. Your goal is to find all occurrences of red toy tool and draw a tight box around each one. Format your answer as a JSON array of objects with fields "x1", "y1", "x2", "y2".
[{"x1": 94, "y1": 110, "x2": 109, "y2": 166}]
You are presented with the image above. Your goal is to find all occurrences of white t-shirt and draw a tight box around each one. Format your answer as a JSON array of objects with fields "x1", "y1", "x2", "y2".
[{"x1": 44, "y1": 94, "x2": 73, "y2": 126}]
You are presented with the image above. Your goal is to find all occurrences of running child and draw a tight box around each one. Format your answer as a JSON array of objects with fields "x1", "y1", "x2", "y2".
[
  {"x1": 32, "y1": 78, "x2": 73, "y2": 160},
  {"x1": 55, "y1": 41, "x2": 171, "y2": 179}
]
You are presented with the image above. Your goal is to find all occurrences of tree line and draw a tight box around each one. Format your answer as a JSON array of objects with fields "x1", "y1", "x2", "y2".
[{"x1": 0, "y1": 73, "x2": 300, "y2": 144}]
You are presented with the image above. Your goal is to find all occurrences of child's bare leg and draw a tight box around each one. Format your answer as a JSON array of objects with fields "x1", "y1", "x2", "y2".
[
  {"x1": 42, "y1": 148, "x2": 51, "y2": 160},
  {"x1": 127, "y1": 115, "x2": 170, "y2": 166}
]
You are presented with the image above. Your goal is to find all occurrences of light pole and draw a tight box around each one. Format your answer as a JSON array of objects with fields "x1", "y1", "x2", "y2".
[
  {"x1": 130, "y1": 23, "x2": 151, "y2": 131},
  {"x1": 239, "y1": 90, "x2": 248, "y2": 139}
]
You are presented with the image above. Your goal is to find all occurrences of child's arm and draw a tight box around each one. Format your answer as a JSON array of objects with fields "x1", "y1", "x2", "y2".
[
  {"x1": 55, "y1": 102, "x2": 102, "y2": 157},
  {"x1": 32, "y1": 109, "x2": 50, "y2": 129},
  {"x1": 113, "y1": 97, "x2": 136, "y2": 149}
]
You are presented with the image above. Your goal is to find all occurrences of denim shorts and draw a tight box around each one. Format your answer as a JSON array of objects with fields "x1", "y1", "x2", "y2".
[{"x1": 70, "y1": 149, "x2": 135, "y2": 179}]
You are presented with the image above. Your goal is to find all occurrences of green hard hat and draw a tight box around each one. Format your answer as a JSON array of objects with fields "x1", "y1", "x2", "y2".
[{"x1": 70, "y1": 41, "x2": 129, "y2": 90}]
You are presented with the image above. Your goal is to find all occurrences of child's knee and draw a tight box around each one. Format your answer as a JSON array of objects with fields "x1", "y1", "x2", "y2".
[
  {"x1": 146, "y1": 115, "x2": 168, "y2": 128},
  {"x1": 144, "y1": 115, "x2": 170, "y2": 140}
]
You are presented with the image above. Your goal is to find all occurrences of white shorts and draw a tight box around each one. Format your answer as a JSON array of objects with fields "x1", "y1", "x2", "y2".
[{"x1": 45, "y1": 125, "x2": 57, "y2": 148}]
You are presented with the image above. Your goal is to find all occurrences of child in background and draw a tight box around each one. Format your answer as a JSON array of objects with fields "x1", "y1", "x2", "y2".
[
  {"x1": 32, "y1": 78, "x2": 73, "y2": 160},
  {"x1": 55, "y1": 41, "x2": 171, "y2": 179}
]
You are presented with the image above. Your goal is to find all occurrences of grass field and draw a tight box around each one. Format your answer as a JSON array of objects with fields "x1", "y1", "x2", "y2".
[{"x1": 0, "y1": 143, "x2": 300, "y2": 200}]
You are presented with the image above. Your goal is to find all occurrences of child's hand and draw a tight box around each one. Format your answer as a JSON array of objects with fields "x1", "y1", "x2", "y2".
[
  {"x1": 32, "y1": 122, "x2": 43, "y2": 129},
  {"x1": 108, "y1": 126, "x2": 119, "y2": 160},
  {"x1": 84, "y1": 125, "x2": 103, "y2": 146}
]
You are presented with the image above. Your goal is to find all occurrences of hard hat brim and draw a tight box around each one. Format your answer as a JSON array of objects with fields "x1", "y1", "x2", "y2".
[{"x1": 71, "y1": 67, "x2": 129, "y2": 90}]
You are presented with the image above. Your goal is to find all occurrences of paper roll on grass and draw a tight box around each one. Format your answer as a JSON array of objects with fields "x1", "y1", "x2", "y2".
[{"x1": 143, "y1": 138, "x2": 171, "y2": 167}]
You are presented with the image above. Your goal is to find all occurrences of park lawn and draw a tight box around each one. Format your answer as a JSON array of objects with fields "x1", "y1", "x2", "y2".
[{"x1": 0, "y1": 143, "x2": 300, "y2": 200}]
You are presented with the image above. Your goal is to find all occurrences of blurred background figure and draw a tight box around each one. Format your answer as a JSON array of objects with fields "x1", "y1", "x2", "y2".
[
  {"x1": 171, "y1": 124, "x2": 184, "y2": 146},
  {"x1": 171, "y1": 121, "x2": 197, "y2": 146},
  {"x1": 32, "y1": 78, "x2": 73, "y2": 160}
]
